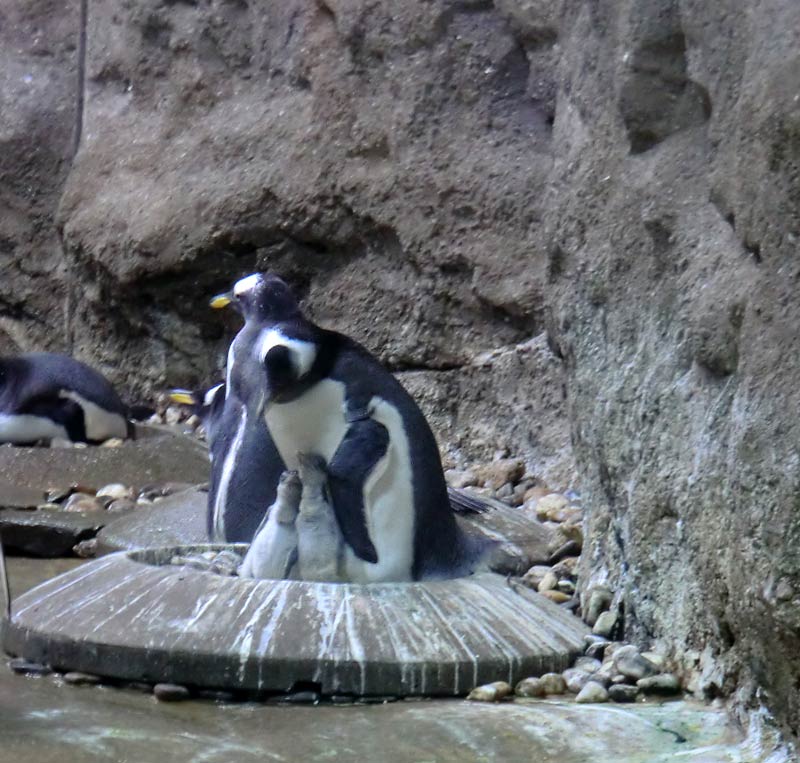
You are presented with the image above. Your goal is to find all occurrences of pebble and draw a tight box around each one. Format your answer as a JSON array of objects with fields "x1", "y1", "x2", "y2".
[
  {"x1": 153, "y1": 683, "x2": 191, "y2": 701},
  {"x1": 641, "y1": 651, "x2": 666, "y2": 671},
  {"x1": 46, "y1": 487, "x2": 74, "y2": 503},
  {"x1": 523, "y1": 485, "x2": 552, "y2": 504},
  {"x1": 444, "y1": 469, "x2": 478, "y2": 489},
  {"x1": 62, "y1": 493, "x2": 104, "y2": 513},
  {"x1": 185, "y1": 414, "x2": 202, "y2": 430},
  {"x1": 164, "y1": 406, "x2": 185, "y2": 426},
  {"x1": 283, "y1": 691, "x2": 321, "y2": 704},
  {"x1": 557, "y1": 521, "x2": 583, "y2": 547},
  {"x1": 106, "y1": 498, "x2": 137, "y2": 513},
  {"x1": 535, "y1": 493, "x2": 569, "y2": 522},
  {"x1": 8, "y1": 658, "x2": 52, "y2": 675},
  {"x1": 515, "y1": 677, "x2": 546, "y2": 697},
  {"x1": 36, "y1": 502, "x2": 63, "y2": 511},
  {"x1": 613, "y1": 645, "x2": 657, "y2": 682},
  {"x1": 474, "y1": 458, "x2": 525, "y2": 490},
  {"x1": 551, "y1": 556, "x2": 579, "y2": 579},
  {"x1": 585, "y1": 639, "x2": 611, "y2": 660},
  {"x1": 63, "y1": 671, "x2": 102, "y2": 685},
  {"x1": 636, "y1": 674, "x2": 681, "y2": 695},
  {"x1": 539, "y1": 673, "x2": 567, "y2": 695},
  {"x1": 574, "y1": 657, "x2": 602, "y2": 674},
  {"x1": 592, "y1": 610, "x2": 619, "y2": 638},
  {"x1": 562, "y1": 668, "x2": 593, "y2": 693},
  {"x1": 496, "y1": 483, "x2": 513, "y2": 500},
  {"x1": 547, "y1": 540, "x2": 581, "y2": 565},
  {"x1": 557, "y1": 579, "x2": 576, "y2": 595},
  {"x1": 537, "y1": 571, "x2": 558, "y2": 592},
  {"x1": 575, "y1": 681, "x2": 608, "y2": 704},
  {"x1": 585, "y1": 586, "x2": 613, "y2": 626},
  {"x1": 73, "y1": 538, "x2": 98, "y2": 558},
  {"x1": 100, "y1": 438, "x2": 125, "y2": 448},
  {"x1": 466, "y1": 681, "x2": 512, "y2": 702},
  {"x1": 509, "y1": 483, "x2": 528, "y2": 506},
  {"x1": 608, "y1": 683, "x2": 639, "y2": 703},
  {"x1": 96, "y1": 483, "x2": 133, "y2": 501},
  {"x1": 520, "y1": 565, "x2": 552, "y2": 590},
  {"x1": 539, "y1": 590, "x2": 571, "y2": 604}
]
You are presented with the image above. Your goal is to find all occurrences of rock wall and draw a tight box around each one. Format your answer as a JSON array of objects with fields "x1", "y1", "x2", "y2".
[
  {"x1": 3, "y1": 0, "x2": 800, "y2": 742},
  {"x1": 546, "y1": 0, "x2": 800, "y2": 740}
]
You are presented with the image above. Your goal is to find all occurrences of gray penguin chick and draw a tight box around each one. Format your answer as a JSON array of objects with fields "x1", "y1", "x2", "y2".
[
  {"x1": 239, "y1": 470, "x2": 301, "y2": 579},
  {"x1": 296, "y1": 452, "x2": 347, "y2": 582}
]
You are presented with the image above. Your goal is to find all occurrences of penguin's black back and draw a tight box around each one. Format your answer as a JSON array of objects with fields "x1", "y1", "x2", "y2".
[{"x1": 0, "y1": 353, "x2": 127, "y2": 415}]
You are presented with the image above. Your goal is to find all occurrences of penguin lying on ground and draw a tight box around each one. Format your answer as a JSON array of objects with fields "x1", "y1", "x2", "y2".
[
  {"x1": 0, "y1": 352, "x2": 131, "y2": 444},
  {"x1": 212, "y1": 273, "x2": 490, "y2": 582},
  {"x1": 170, "y1": 383, "x2": 286, "y2": 542}
]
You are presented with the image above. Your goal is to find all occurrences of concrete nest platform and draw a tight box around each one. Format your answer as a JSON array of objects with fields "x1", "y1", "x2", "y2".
[{"x1": 2, "y1": 545, "x2": 588, "y2": 696}]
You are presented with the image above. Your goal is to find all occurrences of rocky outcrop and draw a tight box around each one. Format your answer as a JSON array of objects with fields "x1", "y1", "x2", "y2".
[
  {"x1": 546, "y1": 0, "x2": 800, "y2": 740},
  {"x1": 4, "y1": 0, "x2": 800, "y2": 745}
]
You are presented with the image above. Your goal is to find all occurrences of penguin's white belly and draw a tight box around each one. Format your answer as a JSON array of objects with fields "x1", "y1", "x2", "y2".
[
  {"x1": 264, "y1": 380, "x2": 349, "y2": 468},
  {"x1": 265, "y1": 383, "x2": 416, "y2": 583},
  {"x1": 60, "y1": 391, "x2": 128, "y2": 441},
  {"x1": 0, "y1": 413, "x2": 67, "y2": 444}
]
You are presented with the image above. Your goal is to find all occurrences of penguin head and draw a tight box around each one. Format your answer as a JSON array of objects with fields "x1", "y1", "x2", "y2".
[{"x1": 211, "y1": 273, "x2": 300, "y2": 325}]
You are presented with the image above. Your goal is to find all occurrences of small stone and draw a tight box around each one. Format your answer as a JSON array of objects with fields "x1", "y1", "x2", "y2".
[
  {"x1": 509, "y1": 483, "x2": 528, "y2": 507},
  {"x1": 641, "y1": 651, "x2": 666, "y2": 671},
  {"x1": 73, "y1": 538, "x2": 98, "y2": 558},
  {"x1": 608, "y1": 684, "x2": 639, "y2": 703},
  {"x1": 444, "y1": 469, "x2": 478, "y2": 489},
  {"x1": 49, "y1": 437, "x2": 75, "y2": 449},
  {"x1": 36, "y1": 503, "x2": 63, "y2": 511},
  {"x1": 551, "y1": 556, "x2": 579, "y2": 579},
  {"x1": 585, "y1": 640, "x2": 611, "y2": 660},
  {"x1": 637, "y1": 674, "x2": 681, "y2": 695},
  {"x1": 515, "y1": 677, "x2": 546, "y2": 698},
  {"x1": 563, "y1": 668, "x2": 593, "y2": 693},
  {"x1": 574, "y1": 657, "x2": 602, "y2": 674},
  {"x1": 523, "y1": 485, "x2": 551, "y2": 504},
  {"x1": 592, "y1": 610, "x2": 619, "y2": 638},
  {"x1": 613, "y1": 645, "x2": 658, "y2": 682},
  {"x1": 96, "y1": 484, "x2": 133, "y2": 501},
  {"x1": 539, "y1": 673, "x2": 567, "y2": 695},
  {"x1": 585, "y1": 586, "x2": 613, "y2": 627},
  {"x1": 73, "y1": 443, "x2": 88, "y2": 449},
  {"x1": 153, "y1": 683, "x2": 191, "y2": 701},
  {"x1": 9, "y1": 658, "x2": 51, "y2": 675},
  {"x1": 474, "y1": 458, "x2": 525, "y2": 490},
  {"x1": 46, "y1": 487, "x2": 74, "y2": 503},
  {"x1": 63, "y1": 671, "x2": 102, "y2": 685},
  {"x1": 537, "y1": 571, "x2": 558, "y2": 592},
  {"x1": 467, "y1": 681, "x2": 512, "y2": 702},
  {"x1": 547, "y1": 540, "x2": 581, "y2": 565},
  {"x1": 62, "y1": 493, "x2": 103, "y2": 513},
  {"x1": 575, "y1": 681, "x2": 608, "y2": 704},
  {"x1": 100, "y1": 438, "x2": 125, "y2": 448},
  {"x1": 535, "y1": 493, "x2": 569, "y2": 522},
  {"x1": 540, "y1": 590, "x2": 571, "y2": 604},
  {"x1": 557, "y1": 579, "x2": 576, "y2": 595},
  {"x1": 164, "y1": 406, "x2": 184, "y2": 426},
  {"x1": 284, "y1": 691, "x2": 321, "y2": 704},
  {"x1": 106, "y1": 498, "x2": 136, "y2": 513},
  {"x1": 557, "y1": 521, "x2": 584, "y2": 547},
  {"x1": 520, "y1": 565, "x2": 552, "y2": 590},
  {"x1": 185, "y1": 414, "x2": 202, "y2": 430}
]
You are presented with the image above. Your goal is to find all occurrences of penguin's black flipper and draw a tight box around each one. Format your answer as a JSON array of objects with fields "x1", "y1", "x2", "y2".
[
  {"x1": 326, "y1": 417, "x2": 389, "y2": 564},
  {"x1": 447, "y1": 487, "x2": 494, "y2": 515},
  {"x1": 21, "y1": 395, "x2": 87, "y2": 443}
]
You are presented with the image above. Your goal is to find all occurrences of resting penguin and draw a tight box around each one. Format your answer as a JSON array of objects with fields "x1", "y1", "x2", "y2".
[
  {"x1": 0, "y1": 352, "x2": 130, "y2": 444},
  {"x1": 213, "y1": 273, "x2": 488, "y2": 583},
  {"x1": 170, "y1": 383, "x2": 286, "y2": 542}
]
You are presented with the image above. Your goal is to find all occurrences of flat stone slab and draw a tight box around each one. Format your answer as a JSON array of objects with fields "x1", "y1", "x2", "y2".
[
  {"x1": 94, "y1": 489, "x2": 207, "y2": 554},
  {"x1": 0, "y1": 428, "x2": 209, "y2": 496},
  {"x1": 96, "y1": 489, "x2": 554, "y2": 574},
  {"x1": 0, "y1": 510, "x2": 106, "y2": 557},
  {"x1": 2, "y1": 545, "x2": 588, "y2": 696}
]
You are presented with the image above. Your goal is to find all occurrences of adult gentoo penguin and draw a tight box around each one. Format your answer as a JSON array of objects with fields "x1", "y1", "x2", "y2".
[
  {"x1": 170, "y1": 382, "x2": 286, "y2": 543},
  {"x1": 0, "y1": 352, "x2": 130, "y2": 444},
  {"x1": 213, "y1": 272, "x2": 487, "y2": 582}
]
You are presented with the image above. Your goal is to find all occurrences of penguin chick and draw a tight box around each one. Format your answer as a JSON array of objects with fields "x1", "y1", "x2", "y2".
[
  {"x1": 238, "y1": 470, "x2": 301, "y2": 580},
  {"x1": 0, "y1": 352, "x2": 130, "y2": 444},
  {"x1": 295, "y1": 451, "x2": 346, "y2": 583}
]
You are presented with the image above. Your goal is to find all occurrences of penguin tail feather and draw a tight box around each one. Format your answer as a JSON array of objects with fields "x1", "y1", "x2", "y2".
[{"x1": 447, "y1": 486, "x2": 494, "y2": 515}]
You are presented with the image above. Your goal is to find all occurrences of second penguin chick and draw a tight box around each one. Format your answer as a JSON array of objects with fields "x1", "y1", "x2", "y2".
[
  {"x1": 295, "y1": 451, "x2": 346, "y2": 583},
  {"x1": 238, "y1": 470, "x2": 301, "y2": 580}
]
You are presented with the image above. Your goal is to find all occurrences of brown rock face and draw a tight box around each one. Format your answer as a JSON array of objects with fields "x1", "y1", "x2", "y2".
[{"x1": 4, "y1": 0, "x2": 800, "y2": 743}]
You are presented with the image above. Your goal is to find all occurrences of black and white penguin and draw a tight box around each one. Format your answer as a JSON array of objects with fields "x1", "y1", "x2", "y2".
[
  {"x1": 171, "y1": 380, "x2": 287, "y2": 542},
  {"x1": 214, "y1": 273, "x2": 487, "y2": 582},
  {"x1": 0, "y1": 352, "x2": 130, "y2": 444}
]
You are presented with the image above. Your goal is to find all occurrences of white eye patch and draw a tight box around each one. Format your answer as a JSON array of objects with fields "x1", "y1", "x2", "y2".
[
  {"x1": 233, "y1": 273, "x2": 262, "y2": 296},
  {"x1": 255, "y1": 329, "x2": 317, "y2": 379}
]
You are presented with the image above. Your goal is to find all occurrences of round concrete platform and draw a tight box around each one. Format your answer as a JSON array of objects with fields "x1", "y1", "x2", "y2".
[{"x1": 2, "y1": 545, "x2": 588, "y2": 696}]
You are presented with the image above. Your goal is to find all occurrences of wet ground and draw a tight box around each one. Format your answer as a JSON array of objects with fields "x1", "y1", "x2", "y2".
[{"x1": 0, "y1": 558, "x2": 782, "y2": 763}]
